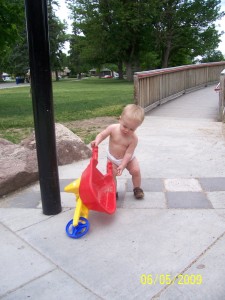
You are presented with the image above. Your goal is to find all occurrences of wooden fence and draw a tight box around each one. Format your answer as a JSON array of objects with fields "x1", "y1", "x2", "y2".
[
  {"x1": 218, "y1": 69, "x2": 225, "y2": 122},
  {"x1": 134, "y1": 62, "x2": 225, "y2": 112}
]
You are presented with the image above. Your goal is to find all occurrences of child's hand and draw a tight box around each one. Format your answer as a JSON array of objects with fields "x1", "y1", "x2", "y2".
[
  {"x1": 91, "y1": 140, "x2": 96, "y2": 148},
  {"x1": 117, "y1": 165, "x2": 124, "y2": 176}
]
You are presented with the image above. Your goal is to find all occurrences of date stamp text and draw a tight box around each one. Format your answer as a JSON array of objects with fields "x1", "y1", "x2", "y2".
[{"x1": 140, "y1": 274, "x2": 202, "y2": 285}]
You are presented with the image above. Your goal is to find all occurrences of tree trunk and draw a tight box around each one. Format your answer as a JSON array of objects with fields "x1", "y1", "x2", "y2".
[
  {"x1": 162, "y1": 40, "x2": 172, "y2": 68},
  {"x1": 125, "y1": 61, "x2": 133, "y2": 81},
  {"x1": 118, "y1": 60, "x2": 123, "y2": 79},
  {"x1": 55, "y1": 70, "x2": 59, "y2": 81}
]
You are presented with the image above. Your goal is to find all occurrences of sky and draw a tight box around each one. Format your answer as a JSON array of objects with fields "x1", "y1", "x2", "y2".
[
  {"x1": 55, "y1": 0, "x2": 72, "y2": 34},
  {"x1": 56, "y1": 0, "x2": 225, "y2": 55}
]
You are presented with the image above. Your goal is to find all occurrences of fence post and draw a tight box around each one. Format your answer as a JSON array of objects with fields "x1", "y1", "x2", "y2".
[
  {"x1": 134, "y1": 74, "x2": 140, "y2": 105},
  {"x1": 24, "y1": 0, "x2": 62, "y2": 215},
  {"x1": 219, "y1": 69, "x2": 225, "y2": 122}
]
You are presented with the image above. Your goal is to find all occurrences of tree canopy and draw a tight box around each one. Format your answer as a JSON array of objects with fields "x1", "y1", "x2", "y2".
[
  {"x1": 152, "y1": 0, "x2": 224, "y2": 67},
  {"x1": 0, "y1": 0, "x2": 25, "y2": 78},
  {"x1": 0, "y1": 0, "x2": 24, "y2": 48},
  {"x1": 0, "y1": 0, "x2": 68, "y2": 79},
  {"x1": 0, "y1": 0, "x2": 224, "y2": 81},
  {"x1": 48, "y1": 0, "x2": 68, "y2": 80},
  {"x1": 66, "y1": 0, "x2": 224, "y2": 80}
]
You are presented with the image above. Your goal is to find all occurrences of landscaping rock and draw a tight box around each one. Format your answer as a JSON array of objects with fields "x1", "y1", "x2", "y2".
[
  {"x1": 21, "y1": 123, "x2": 92, "y2": 165},
  {"x1": 0, "y1": 124, "x2": 91, "y2": 197},
  {"x1": 56, "y1": 123, "x2": 92, "y2": 164},
  {"x1": 0, "y1": 138, "x2": 38, "y2": 197}
]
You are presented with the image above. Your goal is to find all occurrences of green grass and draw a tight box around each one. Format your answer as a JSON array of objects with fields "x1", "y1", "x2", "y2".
[{"x1": 0, "y1": 78, "x2": 133, "y2": 143}]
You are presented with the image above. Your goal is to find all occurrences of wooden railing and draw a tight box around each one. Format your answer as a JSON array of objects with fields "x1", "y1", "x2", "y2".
[
  {"x1": 218, "y1": 69, "x2": 225, "y2": 122},
  {"x1": 134, "y1": 62, "x2": 225, "y2": 112}
]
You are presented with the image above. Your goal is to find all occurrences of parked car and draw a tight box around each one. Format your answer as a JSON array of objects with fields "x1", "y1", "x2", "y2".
[
  {"x1": 102, "y1": 75, "x2": 113, "y2": 78},
  {"x1": 3, "y1": 76, "x2": 13, "y2": 81}
]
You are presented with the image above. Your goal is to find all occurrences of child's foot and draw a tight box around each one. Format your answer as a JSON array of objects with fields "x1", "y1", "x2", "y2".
[{"x1": 133, "y1": 187, "x2": 144, "y2": 199}]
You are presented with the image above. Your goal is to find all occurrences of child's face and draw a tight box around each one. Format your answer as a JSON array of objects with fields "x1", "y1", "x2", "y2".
[{"x1": 119, "y1": 116, "x2": 140, "y2": 135}]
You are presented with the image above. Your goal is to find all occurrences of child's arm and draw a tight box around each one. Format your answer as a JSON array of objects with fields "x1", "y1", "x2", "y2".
[{"x1": 91, "y1": 124, "x2": 114, "y2": 147}]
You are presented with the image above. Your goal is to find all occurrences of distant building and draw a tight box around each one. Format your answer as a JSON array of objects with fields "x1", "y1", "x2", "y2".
[
  {"x1": 89, "y1": 68, "x2": 97, "y2": 76},
  {"x1": 89, "y1": 68, "x2": 113, "y2": 77}
]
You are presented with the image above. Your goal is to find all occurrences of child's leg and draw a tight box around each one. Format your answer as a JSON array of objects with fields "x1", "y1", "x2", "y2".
[
  {"x1": 127, "y1": 158, "x2": 144, "y2": 199},
  {"x1": 126, "y1": 157, "x2": 141, "y2": 188}
]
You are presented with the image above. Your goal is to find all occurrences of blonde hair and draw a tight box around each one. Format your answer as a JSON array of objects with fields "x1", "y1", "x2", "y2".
[{"x1": 121, "y1": 104, "x2": 145, "y2": 125}]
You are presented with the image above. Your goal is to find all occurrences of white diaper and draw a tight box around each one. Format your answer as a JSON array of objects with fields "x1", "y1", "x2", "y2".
[{"x1": 107, "y1": 149, "x2": 135, "y2": 166}]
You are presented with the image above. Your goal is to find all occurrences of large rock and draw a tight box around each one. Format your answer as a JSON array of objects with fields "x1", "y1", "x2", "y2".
[
  {"x1": 55, "y1": 123, "x2": 92, "y2": 164},
  {"x1": 0, "y1": 124, "x2": 92, "y2": 197},
  {"x1": 21, "y1": 123, "x2": 92, "y2": 165},
  {"x1": 0, "y1": 139, "x2": 38, "y2": 197}
]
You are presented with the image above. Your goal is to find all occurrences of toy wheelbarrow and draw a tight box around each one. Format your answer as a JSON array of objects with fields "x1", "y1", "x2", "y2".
[{"x1": 64, "y1": 146, "x2": 116, "y2": 238}]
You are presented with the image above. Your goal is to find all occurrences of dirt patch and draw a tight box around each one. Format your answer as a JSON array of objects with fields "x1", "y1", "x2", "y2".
[
  {"x1": 64, "y1": 116, "x2": 118, "y2": 144},
  {"x1": 1, "y1": 117, "x2": 118, "y2": 145}
]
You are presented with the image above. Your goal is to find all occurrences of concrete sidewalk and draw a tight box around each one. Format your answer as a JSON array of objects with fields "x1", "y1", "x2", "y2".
[
  {"x1": 1, "y1": 86, "x2": 225, "y2": 299},
  {"x1": 0, "y1": 82, "x2": 30, "y2": 89}
]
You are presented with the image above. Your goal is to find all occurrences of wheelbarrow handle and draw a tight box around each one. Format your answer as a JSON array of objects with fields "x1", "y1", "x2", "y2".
[
  {"x1": 92, "y1": 146, "x2": 98, "y2": 161},
  {"x1": 107, "y1": 161, "x2": 113, "y2": 175}
]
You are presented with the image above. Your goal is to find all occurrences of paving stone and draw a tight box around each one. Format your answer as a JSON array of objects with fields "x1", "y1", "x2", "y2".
[
  {"x1": 199, "y1": 177, "x2": 225, "y2": 191},
  {"x1": 0, "y1": 208, "x2": 50, "y2": 232},
  {"x1": 207, "y1": 192, "x2": 225, "y2": 209},
  {"x1": 60, "y1": 192, "x2": 75, "y2": 208},
  {"x1": 59, "y1": 179, "x2": 76, "y2": 192},
  {"x1": 123, "y1": 192, "x2": 166, "y2": 209},
  {"x1": 127, "y1": 178, "x2": 164, "y2": 192},
  {"x1": 160, "y1": 234, "x2": 225, "y2": 299},
  {"x1": 166, "y1": 192, "x2": 213, "y2": 209},
  {"x1": 0, "y1": 224, "x2": 55, "y2": 297},
  {"x1": 0, "y1": 190, "x2": 41, "y2": 208},
  {"x1": 3, "y1": 269, "x2": 100, "y2": 300},
  {"x1": 164, "y1": 178, "x2": 202, "y2": 192},
  {"x1": 116, "y1": 179, "x2": 126, "y2": 208}
]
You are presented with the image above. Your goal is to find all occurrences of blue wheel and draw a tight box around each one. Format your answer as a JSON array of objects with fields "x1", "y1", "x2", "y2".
[{"x1": 66, "y1": 217, "x2": 90, "y2": 239}]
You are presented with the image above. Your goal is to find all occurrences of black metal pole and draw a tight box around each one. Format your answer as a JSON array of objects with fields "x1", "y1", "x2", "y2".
[{"x1": 24, "y1": 0, "x2": 61, "y2": 215}]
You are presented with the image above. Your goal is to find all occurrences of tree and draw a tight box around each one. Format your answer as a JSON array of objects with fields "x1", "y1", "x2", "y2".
[
  {"x1": 200, "y1": 49, "x2": 225, "y2": 62},
  {"x1": 48, "y1": 0, "x2": 68, "y2": 80},
  {"x1": 69, "y1": 34, "x2": 93, "y2": 76},
  {"x1": 0, "y1": 0, "x2": 68, "y2": 81},
  {"x1": 66, "y1": 0, "x2": 224, "y2": 81},
  {"x1": 151, "y1": 0, "x2": 224, "y2": 68},
  {"x1": 4, "y1": 28, "x2": 29, "y2": 77},
  {"x1": 0, "y1": 0, "x2": 25, "y2": 79},
  {"x1": 0, "y1": 0, "x2": 24, "y2": 48},
  {"x1": 67, "y1": 0, "x2": 115, "y2": 76},
  {"x1": 66, "y1": 0, "x2": 158, "y2": 80}
]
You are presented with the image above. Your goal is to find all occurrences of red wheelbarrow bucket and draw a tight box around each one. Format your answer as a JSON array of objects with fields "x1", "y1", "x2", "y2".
[{"x1": 79, "y1": 147, "x2": 116, "y2": 214}]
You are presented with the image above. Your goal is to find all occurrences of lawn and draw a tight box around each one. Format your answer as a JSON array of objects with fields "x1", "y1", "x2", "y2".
[{"x1": 0, "y1": 78, "x2": 133, "y2": 143}]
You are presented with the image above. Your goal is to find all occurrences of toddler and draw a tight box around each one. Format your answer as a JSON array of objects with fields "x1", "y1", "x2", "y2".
[{"x1": 91, "y1": 104, "x2": 145, "y2": 199}]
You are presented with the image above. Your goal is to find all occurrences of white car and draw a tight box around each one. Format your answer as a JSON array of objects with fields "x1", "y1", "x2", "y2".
[{"x1": 3, "y1": 76, "x2": 13, "y2": 81}]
